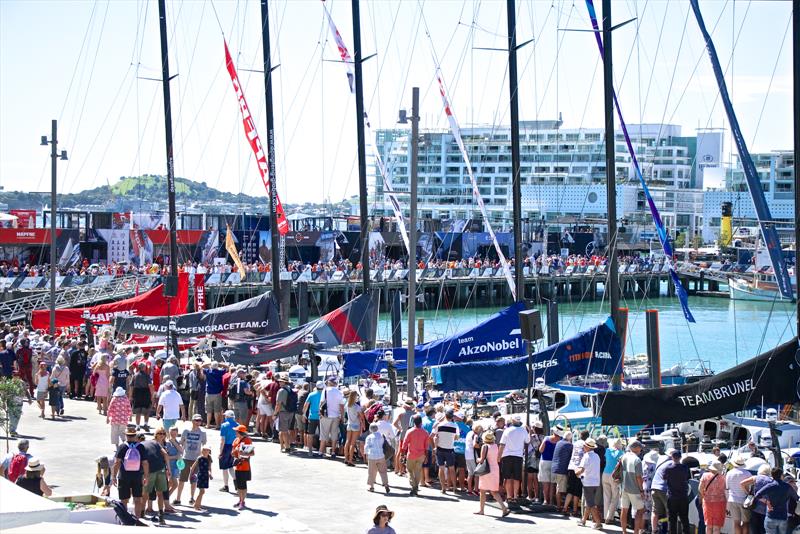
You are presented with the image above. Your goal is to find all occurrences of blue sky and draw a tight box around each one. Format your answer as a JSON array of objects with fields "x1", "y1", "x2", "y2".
[{"x1": 0, "y1": 0, "x2": 794, "y2": 203}]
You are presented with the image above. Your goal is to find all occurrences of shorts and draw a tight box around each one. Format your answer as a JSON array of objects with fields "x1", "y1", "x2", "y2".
[
  {"x1": 621, "y1": 491, "x2": 645, "y2": 512},
  {"x1": 205, "y1": 394, "x2": 223, "y2": 414},
  {"x1": 278, "y1": 411, "x2": 295, "y2": 432},
  {"x1": 583, "y1": 486, "x2": 601, "y2": 508},
  {"x1": 306, "y1": 419, "x2": 320, "y2": 435},
  {"x1": 234, "y1": 470, "x2": 250, "y2": 490},
  {"x1": 454, "y1": 453, "x2": 467, "y2": 470},
  {"x1": 179, "y1": 462, "x2": 195, "y2": 483},
  {"x1": 423, "y1": 448, "x2": 432, "y2": 468},
  {"x1": 436, "y1": 448, "x2": 456, "y2": 468},
  {"x1": 133, "y1": 406, "x2": 150, "y2": 417},
  {"x1": 36, "y1": 390, "x2": 47, "y2": 402},
  {"x1": 652, "y1": 489, "x2": 668, "y2": 517},
  {"x1": 257, "y1": 401, "x2": 274, "y2": 417},
  {"x1": 500, "y1": 456, "x2": 523, "y2": 481},
  {"x1": 319, "y1": 416, "x2": 340, "y2": 443},
  {"x1": 728, "y1": 502, "x2": 751, "y2": 524},
  {"x1": 219, "y1": 444, "x2": 234, "y2": 470},
  {"x1": 538, "y1": 460, "x2": 553, "y2": 482},
  {"x1": 347, "y1": 421, "x2": 361, "y2": 432},
  {"x1": 466, "y1": 458, "x2": 477, "y2": 476},
  {"x1": 145, "y1": 470, "x2": 168, "y2": 493},
  {"x1": 118, "y1": 473, "x2": 143, "y2": 500},
  {"x1": 567, "y1": 470, "x2": 583, "y2": 497},
  {"x1": 555, "y1": 473, "x2": 569, "y2": 493},
  {"x1": 110, "y1": 423, "x2": 126, "y2": 445}
]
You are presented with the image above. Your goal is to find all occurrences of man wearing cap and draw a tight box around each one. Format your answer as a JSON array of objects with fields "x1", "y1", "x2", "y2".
[
  {"x1": 303, "y1": 380, "x2": 324, "y2": 455},
  {"x1": 160, "y1": 356, "x2": 180, "y2": 386},
  {"x1": 157, "y1": 380, "x2": 184, "y2": 432},
  {"x1": 452, "y1": 410, "x2": 471, "y2": 492},
  {"x1": 112, "y1": 428, "x2": 149, "y2": 520},
  {"x1": 619, "y1": 440, "x2": 646, "y2": 534},
  {"x1": 318, "y1": 376, "x2": 344, "y2": 459},
  {"x1": 498, "y1": 414, "x2": 530, "y2": 501},
  {"x1": 433, "y1": 409, "x2": 459, "y2": 494},
  {"x1": 142, "y1": 429, "x2": 172, "y2": 524},
  {"x1": 662, "y1": 449, "x2": 690, "y2": 534},
  {"x1": 576, "y1": 438, "x2": 603, "y2": 529},
  {"x1": 229, "y1": 368, "x2": 252, "y2": 428},
  {"x1": 218, "y1": 409, "x2": 238, "y2": 492},
  {"x1": 107, "y1": 386, "x2": 133, "y2": 447},
  {"x1": 726, "y1": 456, "x2": 751, "y2": 534},
  {"x1": 176, "y1": 414, "x2": 207, "y2": 505},
  {"x1": 275, "y1": 373, "x2": 299, "y2": 453}
]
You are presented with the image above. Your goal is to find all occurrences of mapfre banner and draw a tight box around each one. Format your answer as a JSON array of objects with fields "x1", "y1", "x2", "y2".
[
  {"x1": 31, "y1": 273, "x2": 189, "y2": 329},
  {"x1": 194, "y1": 273, "x2": 206, "y2": 311}
]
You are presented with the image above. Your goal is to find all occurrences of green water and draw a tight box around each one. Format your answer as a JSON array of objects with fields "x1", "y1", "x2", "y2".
[{"x1": 373, "y1": 295, "x2": 796, "y2": 374}]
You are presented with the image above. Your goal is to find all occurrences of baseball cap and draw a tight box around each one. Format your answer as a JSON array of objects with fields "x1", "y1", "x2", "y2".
[
  {"x1": 315, "y1": 380, "x2": 324, "y2": 390},
  {"x1": 224, "y1": 409, "x2": 235, "y2": 418},
  {"x1": 235, "y1": 425, "x2": 248, "y2": 433},
  {"x1": 192, "y1": 414, "x2": 203, "y2": 421},
  {"x1": 629, "y1": 440, "x2": 644, "y2": 449}
]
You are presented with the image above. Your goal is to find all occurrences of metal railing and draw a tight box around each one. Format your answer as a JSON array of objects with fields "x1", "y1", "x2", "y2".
[{"x1": 0, "y1": 274, "x2": 159, "y2": 323}]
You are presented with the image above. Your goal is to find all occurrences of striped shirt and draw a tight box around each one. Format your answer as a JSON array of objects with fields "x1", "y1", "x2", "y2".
[{"x1": 434, "y1": 421, "x2": 458, "y2": 450}]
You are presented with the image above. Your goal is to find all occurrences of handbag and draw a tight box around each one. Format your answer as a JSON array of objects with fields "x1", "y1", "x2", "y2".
[
  {"x1": 743, "y1": 486, "x2": 755, "y2": 509},
  {"x1": 382, "y1": 436, "x2": 395, "y2": 460},
  {"x1": 474, "y1": 460, "x2": 490, "y2": 477},
  {"x1": 611, "y1": 458, "x2": 624, "y2": 483}
]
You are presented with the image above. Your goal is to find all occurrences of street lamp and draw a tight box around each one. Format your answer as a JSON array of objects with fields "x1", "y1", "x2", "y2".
[
  {"x1": 168, "y1": 318, "x2": 177, "y2": 359},
  {"x1": 41, "y1": 120, "x2": 68, "y2": 335}
]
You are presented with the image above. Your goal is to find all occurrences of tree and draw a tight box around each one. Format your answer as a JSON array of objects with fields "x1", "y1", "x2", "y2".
[{"x1": 0, "y1": 378, "x2": 25, "y2": 452}]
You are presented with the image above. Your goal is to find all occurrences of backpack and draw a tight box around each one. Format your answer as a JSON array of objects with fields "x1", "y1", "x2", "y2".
[
  {"x1": 122, "y1": 443, "x2": 141, "y2": 472},
  {"x1": 7, "y1": 453, "x2": 28, "y2": 483},
  {"x1": 228, "y1": 380, "x2": 240, "y2": 402},
  {"x1": 365, "y1": 403, "x2": 383, "y2": 424},
  {"x1": 282, "y1": 385, "x2": 298, "y2": 412},
  {"x1": 16, "y1": 346, "x2": 32, "y2": 368}
]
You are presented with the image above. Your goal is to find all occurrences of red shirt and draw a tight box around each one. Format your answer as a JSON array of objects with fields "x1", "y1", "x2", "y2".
[
  {"x1": 232, "y1": 436, "x2": 254, "y2": 471},
  {"x1": 265, "y1": 381, "x2": 280, "y2": 406},
  {"x1": 401, "y1": 427, "x2": 430, "y2": 460},
  {"x1": 221, "y1": 372, "x2": 232, "y2": 399}
]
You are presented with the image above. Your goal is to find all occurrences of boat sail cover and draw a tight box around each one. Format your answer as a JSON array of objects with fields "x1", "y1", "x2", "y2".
[
  {"x1": 343, "y1": 302, "x2": 527, "y2": 377},
  {"x1": 429, "y1": 318, "x2": 622, "y2": 392},
  {"x1": 212, "y1": 293, "x2": 378, "y2": 365},
  {"x1": 600, "y1": 338, "x2": 800, "y2": 425},
  {"x1": 114, "y1": 292, "x2": 280, "y2": 338}
]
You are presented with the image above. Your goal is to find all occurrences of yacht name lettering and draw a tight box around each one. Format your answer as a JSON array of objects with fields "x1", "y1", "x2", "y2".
[
  {"x1": 677, "y1": 379, "x2": 755, "y2": 407},
  {"x1": 458, "y1": 338, "x2": 519, "y2": 356}
]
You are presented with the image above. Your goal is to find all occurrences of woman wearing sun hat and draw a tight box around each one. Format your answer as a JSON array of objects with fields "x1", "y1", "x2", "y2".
[
  {"x1": 699, "y1": 461, "x2": 727, "y2": 534},
  {"x1": 367, "y1": 504, "x2": 396, "y2": 534},
  {"x1": 107, "y1": 386, "x2": 133, "y2": 448},
  {"x1": 475, "y1": 430, "x2": 509, "y2": 517},
  {"x1": 15, "y1": 458, "x2": 52, "y2": 496}
]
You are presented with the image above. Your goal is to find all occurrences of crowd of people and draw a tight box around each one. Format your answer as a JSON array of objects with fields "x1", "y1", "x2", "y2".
[{"x1": 2, "y1": 318, "x2": 798, "y2": 533}]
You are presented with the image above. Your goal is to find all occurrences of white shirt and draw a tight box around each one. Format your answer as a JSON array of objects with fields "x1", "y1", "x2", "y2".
[
  {"x1": 568, "y1": 439, "x2": 585, "y2": 470},
  {"x1": 499, "y1": 424, "x2": 530, "y2": 458},
  {"x1": 465, "y1": 430, "x2": 477, "y2": 461},
  {"x1": 726, "y1": 467, "x2": 751, "y2": 503},
  {"x1": 579, "y1": 449, "x2": 601, "y2": 487},
  {"x1": 321, "y1": 387, "x2": 344, "y2": 418},
  {"x1": 377, "y1": 419, "x2": 396, "y2": 443},
  {"x1": 158, "y1": 389, "x2": 183, "y2": 419}
]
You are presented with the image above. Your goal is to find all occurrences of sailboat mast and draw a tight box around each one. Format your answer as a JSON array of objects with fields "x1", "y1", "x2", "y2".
[
  {"x1": 794, "y1": 0, "x2": 799, "y2": 335},
  {"x1": 260, "y1": 0, "x2": 282, "y2": 321},
  {"x1": 351, "y1": 0, "x2": 370, "y2": 296},
  {"x1": 601, "y1": 0, "x2": 622, "y2": 382},
  {"x1": 507, "y1": 0, "x2": 523, "y2": 302},
  {"x1": 157, "y1": 0, "x2": 179, "y2": 278}
]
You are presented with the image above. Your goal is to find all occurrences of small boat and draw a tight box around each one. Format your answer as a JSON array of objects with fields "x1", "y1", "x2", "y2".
[{"x1": 728, "y1": 274, "x2": 795, "y2": 302}]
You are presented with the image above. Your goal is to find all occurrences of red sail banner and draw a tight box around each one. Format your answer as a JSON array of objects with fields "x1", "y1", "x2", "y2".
[
  {"x1": 194, "y1": 273, "x2": 206, "y2": 312},
  {"x1": 31, "y1": 273, "x2": 189, "y2": 330},
  {"x1": 223, "y1": 40, "x2": 288, "y2": 235}
]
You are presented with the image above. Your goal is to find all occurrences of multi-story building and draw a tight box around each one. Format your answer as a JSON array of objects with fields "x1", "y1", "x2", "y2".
[
  {"x1": 702, "y1": 150, "x2": 794, "y2": 243},
  {"x1": 373, "y1": 120, "x2": 721, "y2": 238}
]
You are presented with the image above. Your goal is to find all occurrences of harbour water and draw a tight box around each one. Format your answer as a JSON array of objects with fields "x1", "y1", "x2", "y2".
[{"x1": 372, "y1": 295, "x2": 796, "y2": 375}]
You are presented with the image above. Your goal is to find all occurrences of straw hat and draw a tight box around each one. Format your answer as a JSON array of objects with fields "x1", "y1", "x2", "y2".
[
  {"x1": 372, "y1": 505, "x2": 394, "y2": 524},
  {"x1": 708, "y1": 461, "x2": 723, "y2": 474},
  {"x1": 25, "y1": 458, "x2": 44, "y2": 472},
  {"x1": 482, "y1": 430, "x2": 496, "y2": 444},
  {"x1": 732, "y1": 456, "x2": 746, "y2": 467},
  {"x1": 584, "y1": 438, "x2": 598, "y2": 449}
]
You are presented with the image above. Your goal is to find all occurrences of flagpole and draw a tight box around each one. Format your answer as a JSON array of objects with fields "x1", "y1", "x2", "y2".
[
  {"x1": 793, "y1": 0, "x2": 799, "y2": 338},
  {"x1": 351, "y1": 0, "x2": 371, "y2": 300},
  {"x1": 507, "y1": 0, "x2": 523, "y2": 304},
  {"x1": 261, "y1": 0, "x2": 283, "y2": 324}
]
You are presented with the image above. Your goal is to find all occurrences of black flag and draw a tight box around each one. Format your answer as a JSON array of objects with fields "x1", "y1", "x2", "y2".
[{"x1": 600, "y1": 338, "x2": 800, "y2": 425}]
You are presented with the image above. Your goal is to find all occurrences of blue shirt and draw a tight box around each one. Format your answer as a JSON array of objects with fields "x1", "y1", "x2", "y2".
[
  {"x1": 219, "y1": 418, "x2": 238, "y2": 445},
  {"x1": 205, "y1": 368, "x2": 225, "y2": 395},
  {"x1": 603, "y1": 448, "x2": 624, "y2": 475},
  {"x1": 453, "y1": 421, "x2": 470, "y2": 455},
  {"x1": 365, "y1": 432, "x2": 385, "y2": 460},
  {"x1": 422, "y1": 416, "x2": 435, "y2": 435},
  {"x1": 663, "y1": 461, "x2": 690, "y2": 499},
  {"x1": 541, "y1": 439, "x2": 557, "y2": 461},
  {"x1": 552, "y1": 440, "x2": 573, "y2": 475},
  {"x1": 306, "y1": 390, "x2": 321, "y2": 420},
  {"x1": 650, "y1": 459, "x2": 673, "y2": 492},
  {"x1": 754, "y1": 479, "x2": 799, "y2": 520}
]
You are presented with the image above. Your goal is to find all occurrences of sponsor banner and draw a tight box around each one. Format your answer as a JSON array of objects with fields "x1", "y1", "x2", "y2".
[
  {"x1": 212, "y1": 293, "x2": 377, "y2": 364},
  {"x1": 194, "y1": 273, "x2": 206, "y2": 311},
  {"x1": 115, "y1": 292, "x2": 279, "y2": 337},
  {"x1": 31, "y1": 272, "x2": 189, "y2": 329},
  {"x1": 0, "y1": 228, "x2": 56, "y2": 244},
  {"x1": 429, "y1": 318, "x2": 622, "y2": 392},
  {"x1": 96, "y1": 229, "x2": 219, "y2": 266},
  {"x1": 10, "y1": 210, "x2": 36, "y2": 229},
  {"x1": 600, "y1": 338, "x2": 800, "y2": 425},
  {"x1": 342, "y1": 302, "x2": 527, "y2": 377}
]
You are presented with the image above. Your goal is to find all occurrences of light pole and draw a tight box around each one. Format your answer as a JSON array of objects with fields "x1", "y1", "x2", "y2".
[{"x1": 41, "y1": 120, "x2": 68, "y2": 335}]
